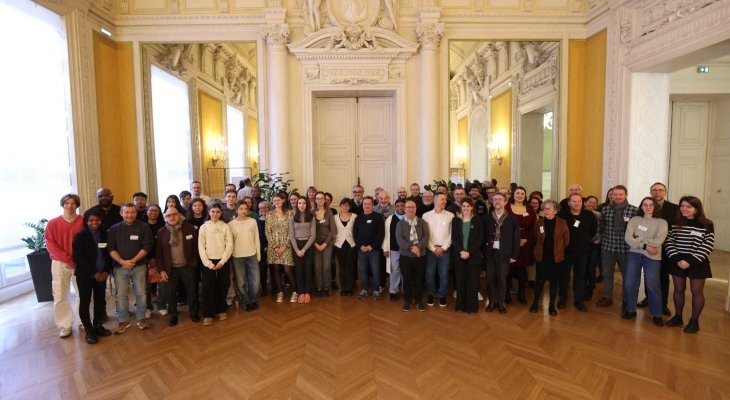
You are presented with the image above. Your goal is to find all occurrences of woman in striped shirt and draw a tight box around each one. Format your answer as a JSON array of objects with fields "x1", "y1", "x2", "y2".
[{"x1": 663, "y1": 196, "x2": 714, "y2": 334}]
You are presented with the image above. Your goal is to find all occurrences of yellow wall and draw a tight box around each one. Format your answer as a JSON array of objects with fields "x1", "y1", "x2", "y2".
[
  {"x1": 490, "y1": 89, "x2": 512, "y2": 188},
  {"x1": 198, "y1": 91, "x2": 224, "y2": 196},
  {"x1": 457, "y1": 116, "x2": 468, "y2": 171},
  {"x1": 567, "y1": 30, "x2": 606, "y2": 198},
  {"x1": 247, "y1": 115, "x2": 259, "y2": 176},
  {"x1": 93, "y1": 33, "x2": 139, "y2": 202}
]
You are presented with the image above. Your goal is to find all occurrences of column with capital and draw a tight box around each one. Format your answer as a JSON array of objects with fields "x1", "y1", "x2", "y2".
[
  {"x1": 415, "y1": 21, "x2": 445, "y2": 183},
  {"x1": 262, "y1": 23, "x2": 290, "y2": 174}
]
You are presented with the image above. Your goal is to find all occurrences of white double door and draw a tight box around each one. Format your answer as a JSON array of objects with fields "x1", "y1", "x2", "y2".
[{"x1": 313, "y1": 96, "x2": 395, "y2": 202}]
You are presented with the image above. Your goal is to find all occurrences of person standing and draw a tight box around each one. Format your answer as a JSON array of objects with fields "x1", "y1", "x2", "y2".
[
  {"x1": 198, "y1": 203, "x2": 233, "y2": 326},
  {"x1": 229, "y1": 201, "x2": 262, "y2": 312},
  {"x1": 221, "y1": 190, "x2": 239, "y2": 222},
  {"x1": 191, "y1": 180, "x2": 211, "y2": 205},
  {"x1": 87, "y1": 188, "x2": 122, "y2": 231},
  {"x1": 530, "y1": 200, "x2": 570, "y2": 316},
  {"x1": 266, "y1": 193, "x2": 296, "y2": 304},
  {"x1": 353, "y1": 196, "x2": 385, "y2": 300},
  {"x1": 623, "y1": 197, "x2": 668, "y2": 325},
  {"x1": 557, "y1": 193, "x2": 598, "y2": 312},
  {"x1": 396, "y1": 200, "x2": 430, "y2": 312},
  {"x1": 46, "y1": 193, "x2": 84, "y2": 338},
  {"x1": 417, "y1": 190, "x2": 434, "y2": 218},
  {"x1": 144, "y1": 204, "x2": 166, "y2": 319},
  {"x1": 504, "y1": 186, "x2": 536, "y2": 305},
  {"x1": 583, "y1": 195, "x2": 602, "y2": 299},
  {"x1": 312, "y1": 192, "x2": 336, "y2": 297},
  {"x1": 422, "y1": 192, "x2": 455, "y2": 307},
  {"x1": 382, "y1": 199, "x2": 406, "y2": 301},
  {"x1": 664, "y1": 196, "x2": 715, "y2": 334},
  {"x1": 596, "y1": 185, "x2": 638, "y2": 310},
  {"x1": 155, "y1": 206, "x2": 200, "y2": 325},
  {"x1": 72, "y1": 209, "x2": 113, "y2": 344},
  {"x1": 637, "y1": 182, "x2": 679, "y2": 315},
  {"x1": 133, "y1": 192, "x2": 149, "y2": 222},
  {"x1": 290, "y1": 197, "x2": 316, "y2": 303},
  {"x1": 452, "y1": 198, "x2": 484, "y2": 314},
  {"x1": 484, "y1": 193, "x2": 520, "y2": 314},
  {"x1": 334, "y1": 198, "x2": 357, "y2": 296},
  {"x1": 407, "y1": 183, "x2": 423, "y2": 208},
  {"x1": 107, "y1": 203, "x2": 154, "y2": 333}
]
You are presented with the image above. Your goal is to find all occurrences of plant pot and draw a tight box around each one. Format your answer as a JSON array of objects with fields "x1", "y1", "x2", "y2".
[{"x1": 27, "y1": 251, "x2": 53, "y2": 302}]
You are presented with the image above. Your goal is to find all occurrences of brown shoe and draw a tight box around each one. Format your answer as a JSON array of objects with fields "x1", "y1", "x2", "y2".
[
  {"x1": 114, "y1": 321, "x2": 131, "y2": 335},
  {"x1": 136, "y1": 319, "x2": 151, "y2": 330},
  {"x1": 595, "y1": 298, "x2": 613, "y2": 307},
  {"x1": 203, "y1": 317, "x2": 214, "y2": 326},
  {"x1": 217, "y1": 312, "x2": 228, "y2": 321}
]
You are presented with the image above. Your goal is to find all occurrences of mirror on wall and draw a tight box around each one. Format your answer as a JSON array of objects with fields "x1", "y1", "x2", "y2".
[
  {"x1": 141, "y1": 42, "x2": 258, "y2": 201},
  {"x1": 449, "y1": 40, "x2": 559, "y2": 196}
]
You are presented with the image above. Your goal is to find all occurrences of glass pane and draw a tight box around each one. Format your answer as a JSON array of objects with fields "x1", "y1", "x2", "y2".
[
  {"x1": 151, "y1": 65, "x2": 193, "y2": 201},
  {"x1": 0, "y1": 1, "x2": 73, "y2": 287},
  {"x1": 1, "y1": 247, "x2": 31, "y2": 285}
]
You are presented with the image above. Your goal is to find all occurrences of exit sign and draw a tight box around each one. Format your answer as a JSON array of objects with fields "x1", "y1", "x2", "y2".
[{"x1": 697, "y1": 66, "x2": 710, "y2": 73}]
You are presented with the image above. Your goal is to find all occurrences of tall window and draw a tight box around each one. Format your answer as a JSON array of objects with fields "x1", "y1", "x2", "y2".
[
  {"x1": 226, "y1": 105, "x2": 245, "y2": 170},
  {"x1": 0, "y1": 1, "x2": 74, "y2": 289},
  {"x1": 150, "y1": 65, "x2": 193, "y2": 201}
]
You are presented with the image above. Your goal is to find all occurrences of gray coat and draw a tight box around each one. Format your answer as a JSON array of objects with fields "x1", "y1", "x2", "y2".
[{"x1": 395, "y1": 217, "x2": 430, "y2": 258}]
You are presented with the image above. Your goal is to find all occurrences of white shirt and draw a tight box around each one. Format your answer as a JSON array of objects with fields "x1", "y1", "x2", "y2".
[
  {"x1": 422, "y1": 209, "x2": 454, "y2": 252},
  {"x1": 197, "y1": 220, "x2": 233, "y2": 268},
  {"x1": 228, "y1": 218, "x2": 261, "y2": 261},
  {"x1": 334, "y1": 213, "x2": 357, "y2": 248}
]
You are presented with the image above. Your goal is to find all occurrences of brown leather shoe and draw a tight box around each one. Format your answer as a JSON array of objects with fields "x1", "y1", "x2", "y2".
[{"x1": 595, "y1": 297, "x2": 613, "y2": 307}]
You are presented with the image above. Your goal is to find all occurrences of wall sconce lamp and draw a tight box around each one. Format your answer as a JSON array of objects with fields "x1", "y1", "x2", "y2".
[
  {"x1": 488, "y1": 131, "x2": 506, "y2": 166},
  {"x1": 249, "y1": 145, "x2": 259, "y2": 170},
  {"x1": 211, "y1": 137, "x2": 227, "y2": 167}
]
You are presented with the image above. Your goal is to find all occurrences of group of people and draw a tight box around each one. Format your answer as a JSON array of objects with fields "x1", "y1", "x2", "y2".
[{"x1": 43, "y1": 178, "x2": 715, "y2": 345}]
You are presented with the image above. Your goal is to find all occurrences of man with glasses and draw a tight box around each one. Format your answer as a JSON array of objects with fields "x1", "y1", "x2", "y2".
[
  {"x1": 156, "y1": 207, "x2": 200, "y2": 325},
  {"x1": 636, "y1": 182, "x2": 679, "y2": 315},
  {"x1": 350, "y1": 185, "x2": 365, "y2": 215}
]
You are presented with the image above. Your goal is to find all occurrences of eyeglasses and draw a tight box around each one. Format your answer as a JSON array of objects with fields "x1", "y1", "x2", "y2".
[{"x1": 650, "y1": 188, "x2": 666, "y2": 192}]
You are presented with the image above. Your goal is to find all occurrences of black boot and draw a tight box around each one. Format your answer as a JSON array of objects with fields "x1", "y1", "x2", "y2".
[
  {"x1": 93, "y1": 323, "x2": 112, "y2": 337},
  {"x1": 85, "y1": 326, "x2": 98, "y2": 344}
]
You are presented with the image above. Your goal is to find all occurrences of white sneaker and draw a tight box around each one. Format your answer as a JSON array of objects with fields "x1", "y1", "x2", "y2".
[
  {"x1": 478, "y1": 292, "x2": 484, "y2": 301},
  {"x1": 145, "y1": 309, "x2": 152, "y2": 319},
  {"x1": 159, "y1": 309, "x2": 168, "y2": 316},
  {"x1": 59, "y1": 328, "x2": 72, "y2": 338},
  {"x1": 290, "y1": 292, "x2": 298, "y2": 303}
]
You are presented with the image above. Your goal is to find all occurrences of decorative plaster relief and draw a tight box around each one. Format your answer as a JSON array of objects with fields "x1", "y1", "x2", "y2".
[
  {"x1": 638, "y1": 0, "x2": 718, "y2": 38},
  {"x1": 262, "y1": 24, "x2": 291, "y2": 47},
  {"x1": 415, "y1": 22, "x2": 445, "y2": 49},
  {"x1": 321, "y1": 66, "x2": 388, "y2": 83}
]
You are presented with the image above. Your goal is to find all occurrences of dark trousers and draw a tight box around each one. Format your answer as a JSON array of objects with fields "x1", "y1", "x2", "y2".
[
  {"x1": 454, "y1": 261, "x2": 480, "y2": 312},
  {"x1": 167, "y1": 264, "x2": 199, "y2": 318},
  {"x1": 586, "y1": 244, "x2": 601, "y2": 297},
  {"x1": 294, "y1": 240, "x2": 314, "y2": 294},
  {"x1": 565, "y1": 251, "x2": 589, "y2": 304},
  {"x1": 400, "y1": 255, "x2": 426, "y2": 305},
  {"x1": 200, "y1": 260, "x2": 230, "y2": 318},
  {"x1": 259, "y1": 252, "x2": 269, "y2": 296},
  {"x1": 77, "y1": 275, "x2": 106, "y2": 329},
  {"x1": 557, "y1": 261, "x2": 571, "y2": 303},
  {"x1": 336, "y1": 242, "x2": 357, "y2": 292},
  {"x1": 486, "y1": 250, "x2": 510, "y2": 305}
]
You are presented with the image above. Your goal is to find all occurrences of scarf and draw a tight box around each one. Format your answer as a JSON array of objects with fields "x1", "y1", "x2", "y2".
[
  {"x1": 406, "y1": 216, "x2": 419, "y2": 245},
  {"x1": 491, "y1": 209, "x2": 508, "y2": 243},
  {"x1": 165, "y1": 220, "x2": 183, "y2": 246}
]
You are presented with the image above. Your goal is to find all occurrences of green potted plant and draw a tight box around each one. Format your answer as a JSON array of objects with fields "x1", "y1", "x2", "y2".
[
  {"x1": 22, "y1": 219, "x2": 53, "y2": 302},
  {"x1": 253, "y1": 170, "x2": 299, "y2": 202}
]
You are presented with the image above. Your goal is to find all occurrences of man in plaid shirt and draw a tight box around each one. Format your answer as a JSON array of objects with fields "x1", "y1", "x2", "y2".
[{"x1": 596, "y1": 185, "x2": 638, "y2": 309}]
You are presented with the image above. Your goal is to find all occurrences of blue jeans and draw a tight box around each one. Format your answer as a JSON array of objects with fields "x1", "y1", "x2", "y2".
[
  {"x1": 113, "y1": 264, "x2": 147, "y2": 322},
  {"x1": 426, "y1": 250, "x2": 450, "y2": 298},
  {"x1": 358, "y1": 249, "x2": 381, "y2": 292},
  {"x1": 232, "y1": 255, "x2": 260, "y2": 304},
  {"x1": 625, "y1": 252, "x2": 661, "y2": 316},
  {"x1": 601, "y1": 251, "x2": 627, "y2": 302}
]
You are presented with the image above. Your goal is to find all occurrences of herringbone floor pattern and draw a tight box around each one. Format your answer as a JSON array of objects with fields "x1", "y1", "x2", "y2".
[{"x1": 1, "y1": 268, "x2": 728, "y2": 399}]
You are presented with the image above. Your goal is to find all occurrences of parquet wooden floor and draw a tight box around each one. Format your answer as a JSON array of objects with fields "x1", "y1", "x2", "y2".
[{"x1": 1, "y1": 254, "x2": 729, "y2": 400}]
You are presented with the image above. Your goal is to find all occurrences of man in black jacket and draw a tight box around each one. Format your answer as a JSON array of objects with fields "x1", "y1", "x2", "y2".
[
  {"x1": 483, "y1": 193, "x2": 520, "y2": 314},
  {"x1": 557, "y1": 193, "x2": 598, "y2": 312},
  {"x1": 353, "y1": 197, "x2": 385, "y2": 300}
]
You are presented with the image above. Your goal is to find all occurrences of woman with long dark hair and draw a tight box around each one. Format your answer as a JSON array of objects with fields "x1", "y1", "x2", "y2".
[
  {"x1": 664, "y1": 196, "x2": 715, "y2": 334},
  {"x1": 266, "y1": 192, "x2": 296, "y2": 303},
  {"x1": 452, "y1": 198, "x2": 484, "y2": 313},
  {"x1": 334, "y1": 198, "x2": 357, "y2": 296},
  {"x1": 197, "y1": 203, "x2": 233, "y2": 326},
  {"x1": 313, "y1": 191, "x2": 337, "y2": 297},
  {"x1": 505, "y1": 186, "x2": 537, "y2": 305},
  {"x1": 290, "y1": 197, "x2": 316, "y2": 303},
  {"x1": 164, "y1": 194, "x2": 183, "y2": 214}
]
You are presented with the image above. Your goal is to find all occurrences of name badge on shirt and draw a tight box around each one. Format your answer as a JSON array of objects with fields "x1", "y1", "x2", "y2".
[
  {"x1": 492, "y1": 241, "x2": 500, "y2": 249},
  {"x1": 98, "y1": 243, "x2": 107, "y2": 249},
  {"x1": 573, "y1": 220, "x2": 581, "y2": 228},
  {"x1": 194, "y1": 226, "x2": 199, "y2": 230},
  {"x1": 539, "y1": 226, "x2": 545, "y2": 234},
  {"x1": 638, "y1": 225, "x2": 648, "y2": 232},
  {"x1": 690, "y1": 230, "x2": 703, "y2": 237},
  {"x1": 623, "y1": 217, "x2": 630, "y2": 222},
  {"x1": 186, "y1": 234, "x2": 194, "y2": 240},
  {"x1": 319, "y1": 219, "x2": 325, "y2": 224},
  {"x1": 130, "y1": 235, "x2": 139, "y2": 241},
  {"x1": 367, "y1": 219, "x2": 372, "y2": 224},
  {"x1": 523, "y1": 213, "x2": 529, "y2": 217}
]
